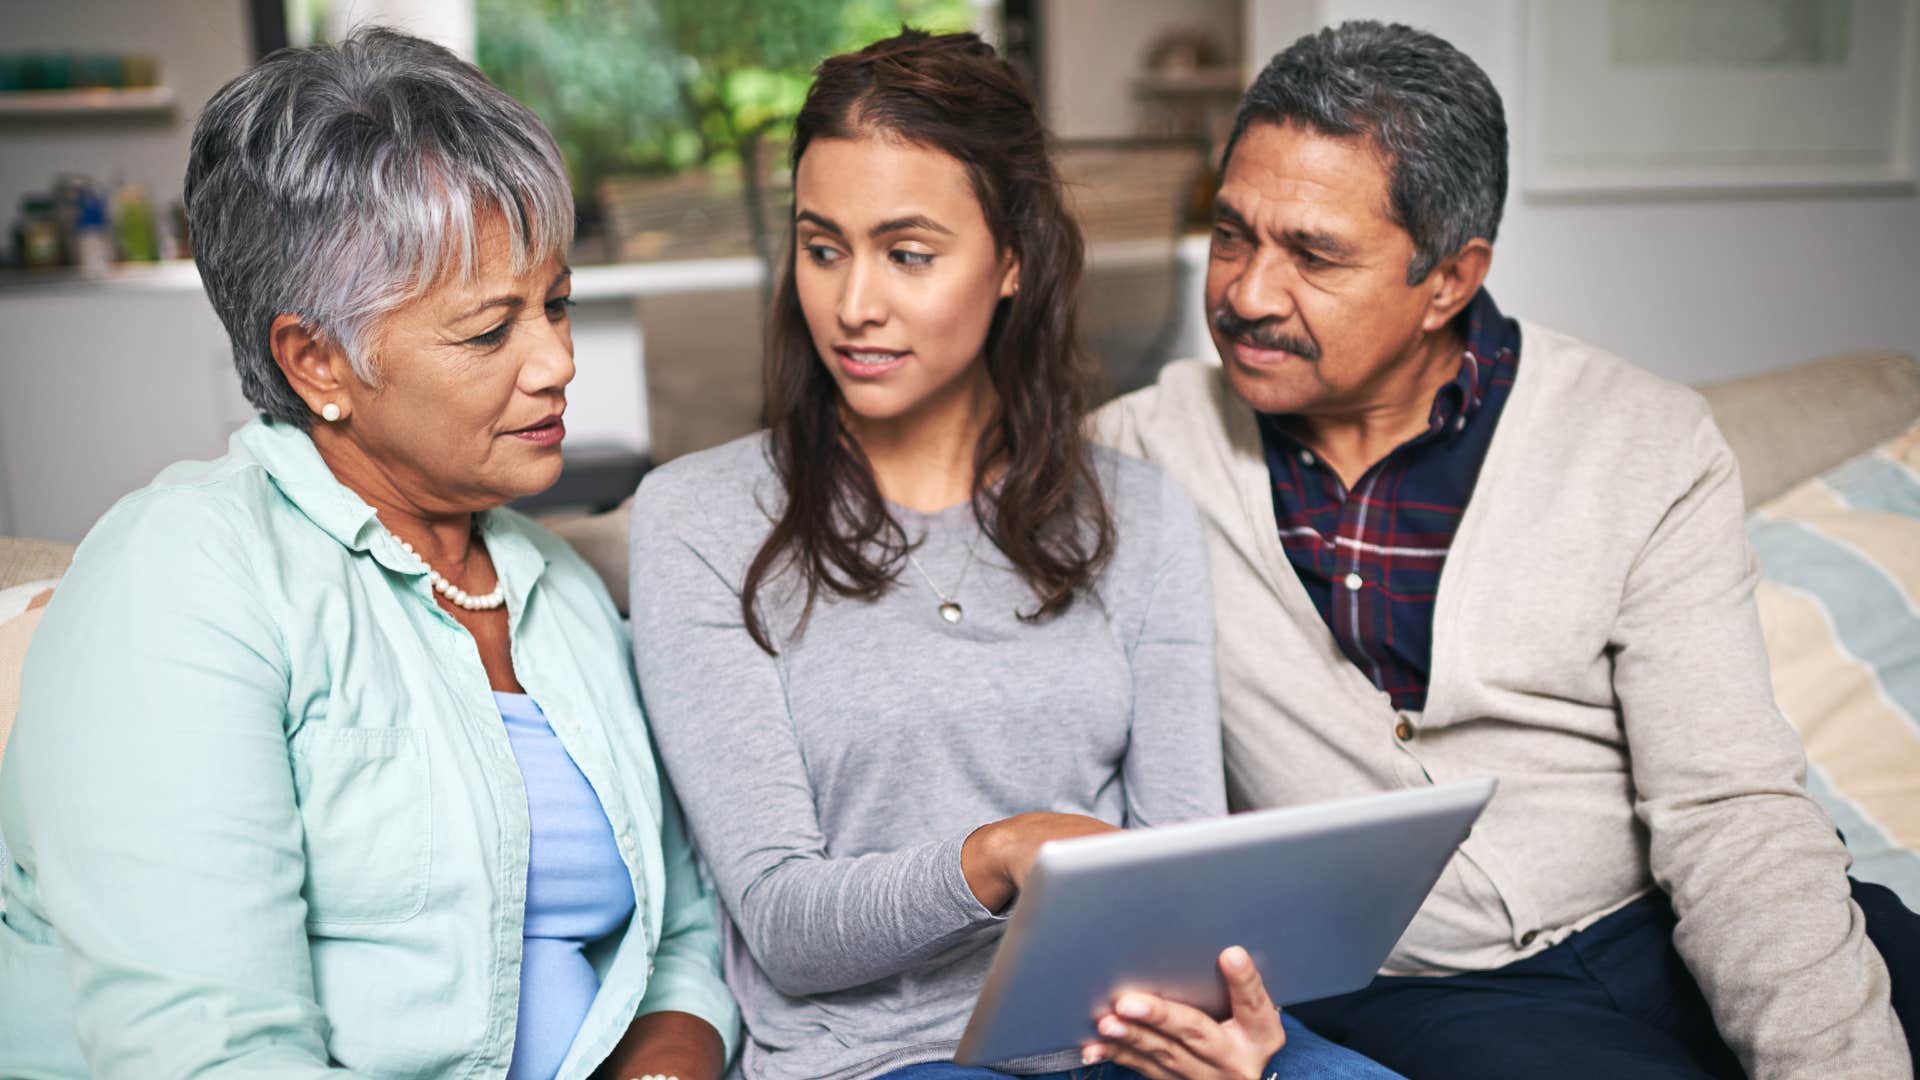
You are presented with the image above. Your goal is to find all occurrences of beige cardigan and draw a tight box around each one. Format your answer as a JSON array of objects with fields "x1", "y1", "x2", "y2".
[{"x1": 1092, "y1": 322, "x2": 1910, "y2": 1079}]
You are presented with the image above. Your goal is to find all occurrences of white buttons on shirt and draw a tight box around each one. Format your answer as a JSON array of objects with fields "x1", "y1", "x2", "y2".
[
  {"x1": 1298, "y1": 449, "x2": 1315, "y2": 466},
  {"x1": 1344, "y1": 572, "x2": 1364, "y2": 591},
  {"x1": 620, "y1": 831, "x2": 637, "y2": 854},
  {"x1": 1454, "y1": 415, "x2": 1467, "y2": 432}
]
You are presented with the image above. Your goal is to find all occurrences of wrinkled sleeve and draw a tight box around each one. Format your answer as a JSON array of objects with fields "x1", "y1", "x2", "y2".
[
  {"x1": 1120, "y1": 467, "x2": 1226, "y2": 828},
  {"x1": 628, "y1": 473, "x2": 1002, "y2": 1000},
  {"x1": 9, "y1": 490, "x2": 363, "y2": 1077},
  {"x1": 1611, "y1": 409, "x2": 1908, "y2": 1078},
  {"x1": 633, "y1": 765, "x2": 743, "y2": 1061}
]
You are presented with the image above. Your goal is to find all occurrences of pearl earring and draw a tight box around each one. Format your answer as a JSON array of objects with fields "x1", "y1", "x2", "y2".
[{"x1": 320, "y1": 403, "x2": 342, "y2": 422}]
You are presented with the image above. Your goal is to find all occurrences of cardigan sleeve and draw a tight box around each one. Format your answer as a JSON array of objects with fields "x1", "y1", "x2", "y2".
[{"x1": 1609, "y1": 407, "x2": 1908, "y2": 1078}]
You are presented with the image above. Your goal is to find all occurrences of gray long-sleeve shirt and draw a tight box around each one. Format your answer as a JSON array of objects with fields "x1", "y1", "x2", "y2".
[{"x1": 628, "y1": 434, "x2": 1225, "y2": 1080}]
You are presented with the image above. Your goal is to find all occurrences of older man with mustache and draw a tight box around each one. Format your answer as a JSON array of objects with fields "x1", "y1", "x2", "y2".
[{"x1": 1094, "y1": 19, "x2": 1918, "y2": 1080}]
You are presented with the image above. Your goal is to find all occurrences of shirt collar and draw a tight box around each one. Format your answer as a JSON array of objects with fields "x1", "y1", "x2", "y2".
[
  {"x1": 232, "y1": 417, "x2": 548, "y2": 605},
  {"x1": 1426, "y1": 288, "x2": 1517, "y2": 439}
]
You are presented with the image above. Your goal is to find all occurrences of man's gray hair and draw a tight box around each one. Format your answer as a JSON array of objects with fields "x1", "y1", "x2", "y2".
[
  {"x1": 185, "y1": 27, "x2": 574, "y2": 428},
  {"x1": 1222, "y1": 21, "x2": 1507, "y2": 285}
]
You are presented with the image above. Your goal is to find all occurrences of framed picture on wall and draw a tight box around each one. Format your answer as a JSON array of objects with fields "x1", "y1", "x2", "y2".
[{"x1": 1523, "y1": 0, "x2": 1918, "y2": 196}]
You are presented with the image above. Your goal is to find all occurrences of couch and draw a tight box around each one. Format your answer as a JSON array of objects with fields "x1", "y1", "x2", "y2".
[{"x1": 5, "y1": 351, "x2": 1919, "y2": 901}]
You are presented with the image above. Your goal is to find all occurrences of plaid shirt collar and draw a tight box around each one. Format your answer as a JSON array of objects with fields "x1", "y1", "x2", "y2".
[
  {"x1": 1412, "y1": 289, "x2": 1512, "y2": 450},
  {"x1": 1252, "y1": 289, "x2": 1520, "y2": 712}
]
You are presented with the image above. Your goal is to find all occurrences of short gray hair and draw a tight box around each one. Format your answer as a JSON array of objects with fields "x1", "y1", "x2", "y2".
[
  {"x1": 1221, "y1": 21, "x2": 1507, "y2": 285},
  {"x1": 185, "y1": 27, "x2": 574, "y2": 428}
]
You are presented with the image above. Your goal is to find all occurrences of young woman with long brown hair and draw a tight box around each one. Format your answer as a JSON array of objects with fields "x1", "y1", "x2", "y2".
[{"x1": 627, "y1": 29, "x2": 1399, "y2": 1080}]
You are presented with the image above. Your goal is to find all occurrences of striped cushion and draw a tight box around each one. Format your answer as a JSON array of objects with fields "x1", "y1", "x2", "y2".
[{"x1": 1748, "y1": 420, "x2": 1920, "y2": 907}]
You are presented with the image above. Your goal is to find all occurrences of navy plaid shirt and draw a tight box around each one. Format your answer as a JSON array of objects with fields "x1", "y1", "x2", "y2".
[{"x1": 1256, "y1": 289, "x2": 1520, "y2": 711}]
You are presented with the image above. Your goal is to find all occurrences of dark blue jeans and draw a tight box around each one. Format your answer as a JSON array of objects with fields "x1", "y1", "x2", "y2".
[
  {"x1": 1289, "y1": 878, "x2": 1920, "y2": 1080},
  {"x1": 877, "y1": 1013, "x2": 1404, "y2": 1079}
]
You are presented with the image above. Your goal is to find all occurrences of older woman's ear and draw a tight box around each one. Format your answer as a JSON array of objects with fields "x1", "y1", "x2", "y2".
[{"x1": 270, "y1": 313, "x2": 352, "y2": 422}]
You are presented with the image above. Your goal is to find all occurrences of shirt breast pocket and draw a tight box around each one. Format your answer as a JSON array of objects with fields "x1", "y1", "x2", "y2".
[{"x1": 289, "y1": 724, "x2": 432, "y2": 928}]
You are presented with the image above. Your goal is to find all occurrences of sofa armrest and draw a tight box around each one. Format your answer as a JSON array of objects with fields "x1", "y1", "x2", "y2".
[{"x1": 540, "y1": 498, "x2": 635, "y2": 616}]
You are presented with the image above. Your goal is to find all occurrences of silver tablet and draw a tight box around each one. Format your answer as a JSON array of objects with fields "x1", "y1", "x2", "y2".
[{"x1": 954, "y1": 778, "x2": 1497, "y2": 1066}]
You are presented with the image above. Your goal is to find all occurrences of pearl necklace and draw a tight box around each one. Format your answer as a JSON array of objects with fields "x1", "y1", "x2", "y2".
[{"x1": 394, "y1": 536, "x2": 505, "y2": 611}]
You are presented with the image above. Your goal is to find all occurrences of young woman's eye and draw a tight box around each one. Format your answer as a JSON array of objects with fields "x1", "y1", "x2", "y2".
[
  {"x1": 891, "y1": 249, "x2": 934, "y2": 268},
  {"x1": 545, "y1": 296, "x2": 575, "y2": 320},
  {"x1": 805, "y1": 243, "x2": 843, "y2": 266}
]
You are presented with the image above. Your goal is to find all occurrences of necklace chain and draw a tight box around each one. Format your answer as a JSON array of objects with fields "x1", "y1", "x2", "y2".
[{"x1": 905, "y1": 532, "x2": 980, "y2": 625}]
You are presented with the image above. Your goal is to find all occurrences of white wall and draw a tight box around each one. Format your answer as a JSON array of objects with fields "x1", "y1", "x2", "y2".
[
  {"x1": 323, "y1": 0, "x2": 476, "y2": 60},
  {"x1": 1045, "y1": 0, "x2": 1243, "y2": 139},
  {"x1": 1246, "y1": 0, "x2": 1920, "y2": 384},
  {"x1": 0, "y1": 1, "x2": 253, "y2": 238}
]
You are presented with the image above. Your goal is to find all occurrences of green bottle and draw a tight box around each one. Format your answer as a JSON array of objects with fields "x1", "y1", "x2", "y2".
[{"x1": 114, "y1": 183, "x2": 158, "y2": 263}]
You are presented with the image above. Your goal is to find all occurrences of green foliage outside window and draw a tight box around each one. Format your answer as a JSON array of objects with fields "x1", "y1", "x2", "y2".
[{"x1": 476, "y1": 0, "x2": 974, "y2": 217}]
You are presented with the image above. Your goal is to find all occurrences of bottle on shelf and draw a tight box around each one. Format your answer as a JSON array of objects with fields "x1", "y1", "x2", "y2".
[
  {"x1": 74, "y1": 188, "x2": 112, "y2": 277},
  {"x1": 113, "y1": 183, "x2": 157, "y2": 263}
]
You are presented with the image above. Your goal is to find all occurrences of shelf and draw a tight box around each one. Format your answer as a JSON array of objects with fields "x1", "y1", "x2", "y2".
[
  {"x1": 1131, "y1": 69, "x2": 1245, "y2": 98},
  {"x1": 0, "y1": 86, "x2": 174, "y2": 117},
  {"x1": 0, "y1": 236, "x2": 1214, "y2": 299},
  {"x1": 0, "y1": 259, "x2": 201, "y2": 293}
]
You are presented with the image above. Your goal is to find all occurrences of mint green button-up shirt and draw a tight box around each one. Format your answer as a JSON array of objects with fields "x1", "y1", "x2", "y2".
[{"x1": 0, "y1": 418, "x2": 740, "y2": 1078}]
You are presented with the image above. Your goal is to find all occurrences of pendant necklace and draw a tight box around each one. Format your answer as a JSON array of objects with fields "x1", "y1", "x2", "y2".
[{"x1": 905, "y1": 532, "x2": 980, "y2": 625}]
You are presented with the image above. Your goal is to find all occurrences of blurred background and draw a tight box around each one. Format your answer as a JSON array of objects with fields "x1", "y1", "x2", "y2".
[{"x1": 0, "y1": 0, "x2": 1916, "y2": 542}]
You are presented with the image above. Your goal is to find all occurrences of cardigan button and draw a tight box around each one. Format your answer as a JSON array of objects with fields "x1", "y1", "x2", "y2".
[
  {"x1": 1394, "y1": 721, "x2": 1414, "y2": 742},
  {"x1": 1521, "y1": 930, "x2": 1539, "y2": 947}
]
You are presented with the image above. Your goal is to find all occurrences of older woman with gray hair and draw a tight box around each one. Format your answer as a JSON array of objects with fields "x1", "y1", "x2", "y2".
[{"x1": 0, "y1": 29, "x2": 737, "y2": 1080}]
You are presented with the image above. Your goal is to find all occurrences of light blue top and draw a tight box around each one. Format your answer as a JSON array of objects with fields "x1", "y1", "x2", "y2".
[
  {"x1": 494, "y1": 692, "x2": 637, "y2": 1080},
  {"x1": 0, "y1": 417, "x2": 739, "y2": 1078}
]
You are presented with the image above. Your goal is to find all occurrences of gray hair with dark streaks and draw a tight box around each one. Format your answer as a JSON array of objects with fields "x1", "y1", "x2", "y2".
[
  {"x1": 1222, "y1": 20, "x2": 1507, "y2": 285},
  {"x1": 185, "y1": 26, "x2": 573, "y2": 428}
]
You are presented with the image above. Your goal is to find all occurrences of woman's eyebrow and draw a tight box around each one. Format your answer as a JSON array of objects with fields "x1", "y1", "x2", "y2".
[
  {"x1": 795, "y1": 209, "x2": 845, "y2": 237},
  {"x1": 795, "y1": 210, "x2": 954, "y2": 239},
  {"x1": 454, "y1": 267, "x2": 574, "y2": 320},
  {"x1": 870, "y1": 214, "x2": 953, "y2": 238},
  {"x1": 452, "y1": 295, "x2": 524, "y2": 322}
]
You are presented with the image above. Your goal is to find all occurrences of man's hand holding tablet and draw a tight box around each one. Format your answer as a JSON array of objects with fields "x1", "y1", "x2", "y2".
[
  {"x1": 1084, "y1": 944, "x2": 1287, "y2": 1080},
  {"x1": 959, "y1": 813, "x2": 1295, "y2": 1079},
  {"x1": 954, "y1": 780, "x2": 1496, "y2": 1069}
]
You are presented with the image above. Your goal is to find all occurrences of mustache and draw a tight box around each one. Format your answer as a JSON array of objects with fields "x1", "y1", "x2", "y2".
[{"x1": 1211, "y1": 306, "x2": 1321, "y2": 361}]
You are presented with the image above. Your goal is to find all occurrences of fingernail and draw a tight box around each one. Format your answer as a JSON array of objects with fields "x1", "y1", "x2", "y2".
[
  {"x1": 1223, "y1": 945, "x2": 1250, "y2": 971},
  {"x1": 1082, "y1": 1045, "x2": 1106, "y2": 1064},
  {"x1": 1115, "y1": 995, "x2": 1150, "y2": 1019},
  {"x1": 1099, "y1": 1016, "x2": 1128, "y2": 1038}
]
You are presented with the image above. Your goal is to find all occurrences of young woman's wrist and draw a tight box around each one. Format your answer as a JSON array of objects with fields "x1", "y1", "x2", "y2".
[{"x1": 960, "y1": 818, "x2": 1017, "y2": 912}]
